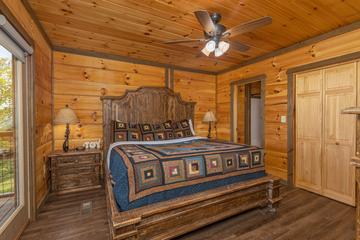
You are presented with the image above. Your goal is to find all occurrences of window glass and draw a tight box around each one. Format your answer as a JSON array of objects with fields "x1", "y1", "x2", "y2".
[{"x1": 0, "y1": 45, "x2": 17, "y2": 222}]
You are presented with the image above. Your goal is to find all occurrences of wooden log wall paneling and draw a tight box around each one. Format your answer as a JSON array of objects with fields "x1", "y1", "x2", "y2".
[
  {"x1": 217, "y1": 28, "x2": 360, "y2": 181},
  {"x1": 173, "y1": 70, "x2": 216, "y2": 138},
  {"x1": 53, "y1": 52, "x2": 216, "y2": 150},
  {"x1": 53, "y1": 51, "x2": 164, "y2": 150},
  {"x1": 2, "y1": 0, "x2": 53, "y2": 208}
]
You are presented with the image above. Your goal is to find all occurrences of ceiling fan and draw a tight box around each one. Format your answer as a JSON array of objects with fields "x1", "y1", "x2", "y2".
[{"x1": 165, "y1": 11, "x2": 272, "y2": 57}]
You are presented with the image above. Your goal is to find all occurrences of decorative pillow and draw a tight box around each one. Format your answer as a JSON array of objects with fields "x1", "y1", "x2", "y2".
[
  {"x1": 152, "y1": 121, "x2": 174, "y2": 140},
  {"x1": 162, "y1": 120, "x2": 173, "y2": 130},
  {"x1": 173, "y1": 119, "x2": 194, "y2": 139},
  {"x1": 113, "y1": 121, "x2": 142, "y2": 142},
  {"x1": 140, "y1": 123, "x2": 153, "y2": 133},
  {"x1": 139, "y1": 123, "x2": 154, "y2": 141},
  {"x1": 188, "y1": 119, "x2": 196, "y2": 136}
]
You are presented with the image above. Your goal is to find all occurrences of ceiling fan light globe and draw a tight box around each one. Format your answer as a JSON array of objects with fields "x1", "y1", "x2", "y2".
[
  {"x1": 219, "y1": 41, "x2": 230, "y2": 53},
  {"x1": 201, "y1": 46, "x2": 211, "y2": 56},
  {"x1": 205, "y1": 40, "x2": 216, "y2": 52},
  {"x1": 214, "y1": 48, "x2": 224, "y2": 57}
]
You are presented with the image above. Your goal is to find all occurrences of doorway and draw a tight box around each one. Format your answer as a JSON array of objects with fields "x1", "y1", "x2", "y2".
[{"x1": 231, "y1": 75, "x2": 265, "y2": 147}]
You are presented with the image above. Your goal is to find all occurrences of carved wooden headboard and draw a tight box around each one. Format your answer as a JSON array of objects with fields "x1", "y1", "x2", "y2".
[{"x1": 100, "y1": 87, "x2": 196, "y2": 156}]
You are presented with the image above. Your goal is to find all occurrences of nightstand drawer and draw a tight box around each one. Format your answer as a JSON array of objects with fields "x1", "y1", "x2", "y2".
[
  {"x1": 49, "y1": 150, "x2": 103, "y2": 194},
  {"x1": 55, "y1": 164, "x2": 99, "y2": 176},
  {"x1": 56, "y1": 154, "x2": 100, "y2": 167},
  {"x1": 56, "y1": 174, "x2": 99, "y2": 190}
]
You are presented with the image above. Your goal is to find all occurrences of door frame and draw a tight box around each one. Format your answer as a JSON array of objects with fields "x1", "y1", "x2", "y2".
[
  {"x1": 287, "y1": 51, "x2": 360, "y2": 186},
  {"x1": 230, "y1": 74, "x2": 266, "y2": 145}
]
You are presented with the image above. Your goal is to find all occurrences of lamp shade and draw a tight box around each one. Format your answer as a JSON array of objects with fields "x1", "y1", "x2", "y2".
[
  {"x1": 203, "y1": 111, "x2": 216, "y2": 122},
  {"x1": 54, "y1": 106, "x2": 78, "y2": 125}
]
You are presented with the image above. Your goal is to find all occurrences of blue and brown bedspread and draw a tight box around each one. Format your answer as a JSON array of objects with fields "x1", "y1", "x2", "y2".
[{"x1": 108, "y1": 137, "x2": 266, "y2": 211}]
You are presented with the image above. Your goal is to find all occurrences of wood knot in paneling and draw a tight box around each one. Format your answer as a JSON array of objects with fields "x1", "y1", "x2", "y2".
[{"x1": 100, "y1": 88, "x2": 107, "y2": 95}]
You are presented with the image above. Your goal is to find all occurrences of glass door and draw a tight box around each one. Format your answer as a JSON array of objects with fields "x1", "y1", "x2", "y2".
[
  {"x1": 0, "y1": 45, "x2": 17, "y2": 222},
  {"x1": 0, "y1": 43, "x2": 30, "y2": 238}
]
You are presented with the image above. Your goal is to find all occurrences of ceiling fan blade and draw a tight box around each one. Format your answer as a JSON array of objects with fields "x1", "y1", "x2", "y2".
[
  {"x1": 223, "y1": 16, "x2": 272, "y2": 38},
  {"x1": 194, "y1": 10, "x2": 216, "y2": 35},
  {"x1": 164, "y1": 39, "x2": 207, "y2": 44},
  {"x1": 230, "y1": 41, "x2": 250, "y2": 52}
]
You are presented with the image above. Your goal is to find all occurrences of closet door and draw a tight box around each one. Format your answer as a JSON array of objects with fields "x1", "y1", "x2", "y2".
[
  {"x1": 322, "y1": 62, "x2": 356, "y2": 205},
  {"x1": 295, "y1": 70, "x2": 323, "y2": 193}
]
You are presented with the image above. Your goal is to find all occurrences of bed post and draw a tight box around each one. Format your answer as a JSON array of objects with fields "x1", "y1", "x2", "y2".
[
  {"x1": 102, "y1": 98, "x2": 112, "y2": 161},
  {"x1": 266, "y1": 177, "x2": 281, "y2": 214}
]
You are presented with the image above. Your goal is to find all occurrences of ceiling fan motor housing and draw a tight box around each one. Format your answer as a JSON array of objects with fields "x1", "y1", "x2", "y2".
[
  {"x1": 210, "y1": 12, "x2": 222, "y2": 24},
  {"x1": 207, "y1": 12, "x2": 227, "y2": 44}
]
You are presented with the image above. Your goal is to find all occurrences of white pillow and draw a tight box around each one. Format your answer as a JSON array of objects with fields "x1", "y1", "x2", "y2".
[{"x1": 188, "y1": 119, "x2": 196, "y2": 136}]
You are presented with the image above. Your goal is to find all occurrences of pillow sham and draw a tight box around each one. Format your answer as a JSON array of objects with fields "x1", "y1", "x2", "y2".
[
  {"x1": 113, "y1": 121, "x2": 142, "y2": 142},
  {"x1": 173, "y1": 119, "x2": 194, "y2": 139},
  {"x1": 112, "y1": 119, "x2": 195, "y2": 142},
  {"x1": 152, "y1": 121, "x2": 174, "y2": 140}
]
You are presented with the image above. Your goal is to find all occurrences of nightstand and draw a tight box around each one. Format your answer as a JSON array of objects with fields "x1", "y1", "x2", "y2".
[{"x1": 49, "y1": 149, "x2": 102, "y2": 194}]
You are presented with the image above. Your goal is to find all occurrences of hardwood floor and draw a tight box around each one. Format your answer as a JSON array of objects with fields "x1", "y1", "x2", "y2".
[
  {"x1": 178, "y1": 188, "x2": 356, "y2": 240},
  {"x1": 20, "y1": 188, "x2": 355, "y2": 240},
  {"x1": 20, "y1": 189, "x2": 109, "y2": 240}
]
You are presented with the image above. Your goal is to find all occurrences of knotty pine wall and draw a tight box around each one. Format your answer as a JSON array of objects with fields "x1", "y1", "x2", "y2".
[
  {"x1": 217, "y1": 28, "x2": 360, "y2": 181},
  {"x1": 52, "y1": 51, "x2": 216, "y2": 150},
  {"x1": 174, "y1": 70, "x2": 216, "y2": 138},
  {"x1": 2, "y1": 0, "x2": 53, "y2": 209}
]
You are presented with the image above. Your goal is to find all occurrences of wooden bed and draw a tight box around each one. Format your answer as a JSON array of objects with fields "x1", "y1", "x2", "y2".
[{"x1": 101, "y1": 87, "x2": 281, "y2": 240}]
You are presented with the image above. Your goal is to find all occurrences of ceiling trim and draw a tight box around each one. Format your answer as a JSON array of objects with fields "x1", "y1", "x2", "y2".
[
  {"x1": 21, "y1": 0, "x2": 52, "y2": 48},
  {"x1": 218, "y1": 19, "x2": 360, "y2": 75},
  {"x1": 53, "y1": 46, "x2": 217, "y2": 75}
]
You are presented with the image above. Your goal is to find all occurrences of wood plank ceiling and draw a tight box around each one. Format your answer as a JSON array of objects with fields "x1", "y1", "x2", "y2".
[{"x1": 27, "y1": 0, "x2": 360, "y2": 73}]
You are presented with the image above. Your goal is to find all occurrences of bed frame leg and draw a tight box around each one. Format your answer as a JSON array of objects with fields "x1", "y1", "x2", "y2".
[{"x1": 266, "y1": 178, "x2": 281, "y2": 215}]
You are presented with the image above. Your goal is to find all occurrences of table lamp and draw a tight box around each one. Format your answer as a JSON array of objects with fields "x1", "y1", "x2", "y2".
[
  {"x1": 203, "y1": 111, "x2": 216, "y2": 138},
  {"x1": 54, "y1": 105, "x2": 78, "y2": 152}
]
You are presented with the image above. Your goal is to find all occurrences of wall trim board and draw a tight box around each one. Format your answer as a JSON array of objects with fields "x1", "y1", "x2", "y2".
[
  {"x1": 286, "y1": 51, "x2": 360, "y2": 186},
  {"x1": 169, "y1": 66, "x2": 174, "y2": 90},
  {"x1": 53, "y1": 46, "x2": 217, "y2": 76},
  {"x1": 165, "y1": 67, "x2": 169, "y2": 88},
  {"x1": 27, "y1": 55, "x2": 36, "y2": 221},
  {"x1": 215, "y1": 74, "x2": 218, "y2": 139},
  {"x1": 21, "y1": 0, "x2": 52, "y2": 48},
  {"x1": 219, "y1": 20, "x2": 360, "y2": 75},
  {"x1": 230, "y1": 74, "x2": 266, "y2": 144},
  {"x1": 51, "y1": 52, "x2": 55, "y2": 152}
]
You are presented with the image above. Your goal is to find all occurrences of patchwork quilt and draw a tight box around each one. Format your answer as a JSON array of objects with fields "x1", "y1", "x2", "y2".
[{"x1": 108, "y1": 137, "x2": 266, "y2": 211}]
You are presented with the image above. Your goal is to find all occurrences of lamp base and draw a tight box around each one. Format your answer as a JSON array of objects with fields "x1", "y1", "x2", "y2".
[
  {"x1": 63, "y1": 123, "x2": 70, "y2": 152},
  {"x1": 207, "y1": 122, "x2": 212, "y2": 139}
]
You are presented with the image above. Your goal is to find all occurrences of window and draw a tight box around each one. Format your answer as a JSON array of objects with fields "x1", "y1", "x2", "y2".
[{"x1": 0, "y1": 45, "x2": 20, "y2": 222}]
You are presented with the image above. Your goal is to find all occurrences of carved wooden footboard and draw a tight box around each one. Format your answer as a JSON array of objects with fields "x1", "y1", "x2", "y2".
[{"x1": 105, "y1": 168, "x2": 281, "y2": 240}]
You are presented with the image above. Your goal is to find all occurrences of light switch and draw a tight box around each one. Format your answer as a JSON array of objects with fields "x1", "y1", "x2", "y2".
[{"x1": 280, "y1": 115, "x2": 287, "y2": 123}]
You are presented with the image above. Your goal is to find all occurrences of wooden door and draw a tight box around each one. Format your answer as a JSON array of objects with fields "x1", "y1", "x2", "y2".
[
  {"x1": 322, "y1": 62, "x2": 356, "y2": 205},
  {"x1": 295, "y1": 70, "x2": 323, "y2": 193}
]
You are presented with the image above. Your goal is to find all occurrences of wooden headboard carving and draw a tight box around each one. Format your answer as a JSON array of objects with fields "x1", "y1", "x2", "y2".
[{"x1": 100, "y1": 87, "x2": 196, "y2": 156}]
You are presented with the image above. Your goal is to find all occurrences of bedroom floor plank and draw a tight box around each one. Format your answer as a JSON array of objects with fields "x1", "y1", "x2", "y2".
[
  {"x1": 20, "y1": 188, "x2": 354, "y2": 240},
  {"x1": 20, "y1": 189, "x2": 109, "y2": 240}
]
